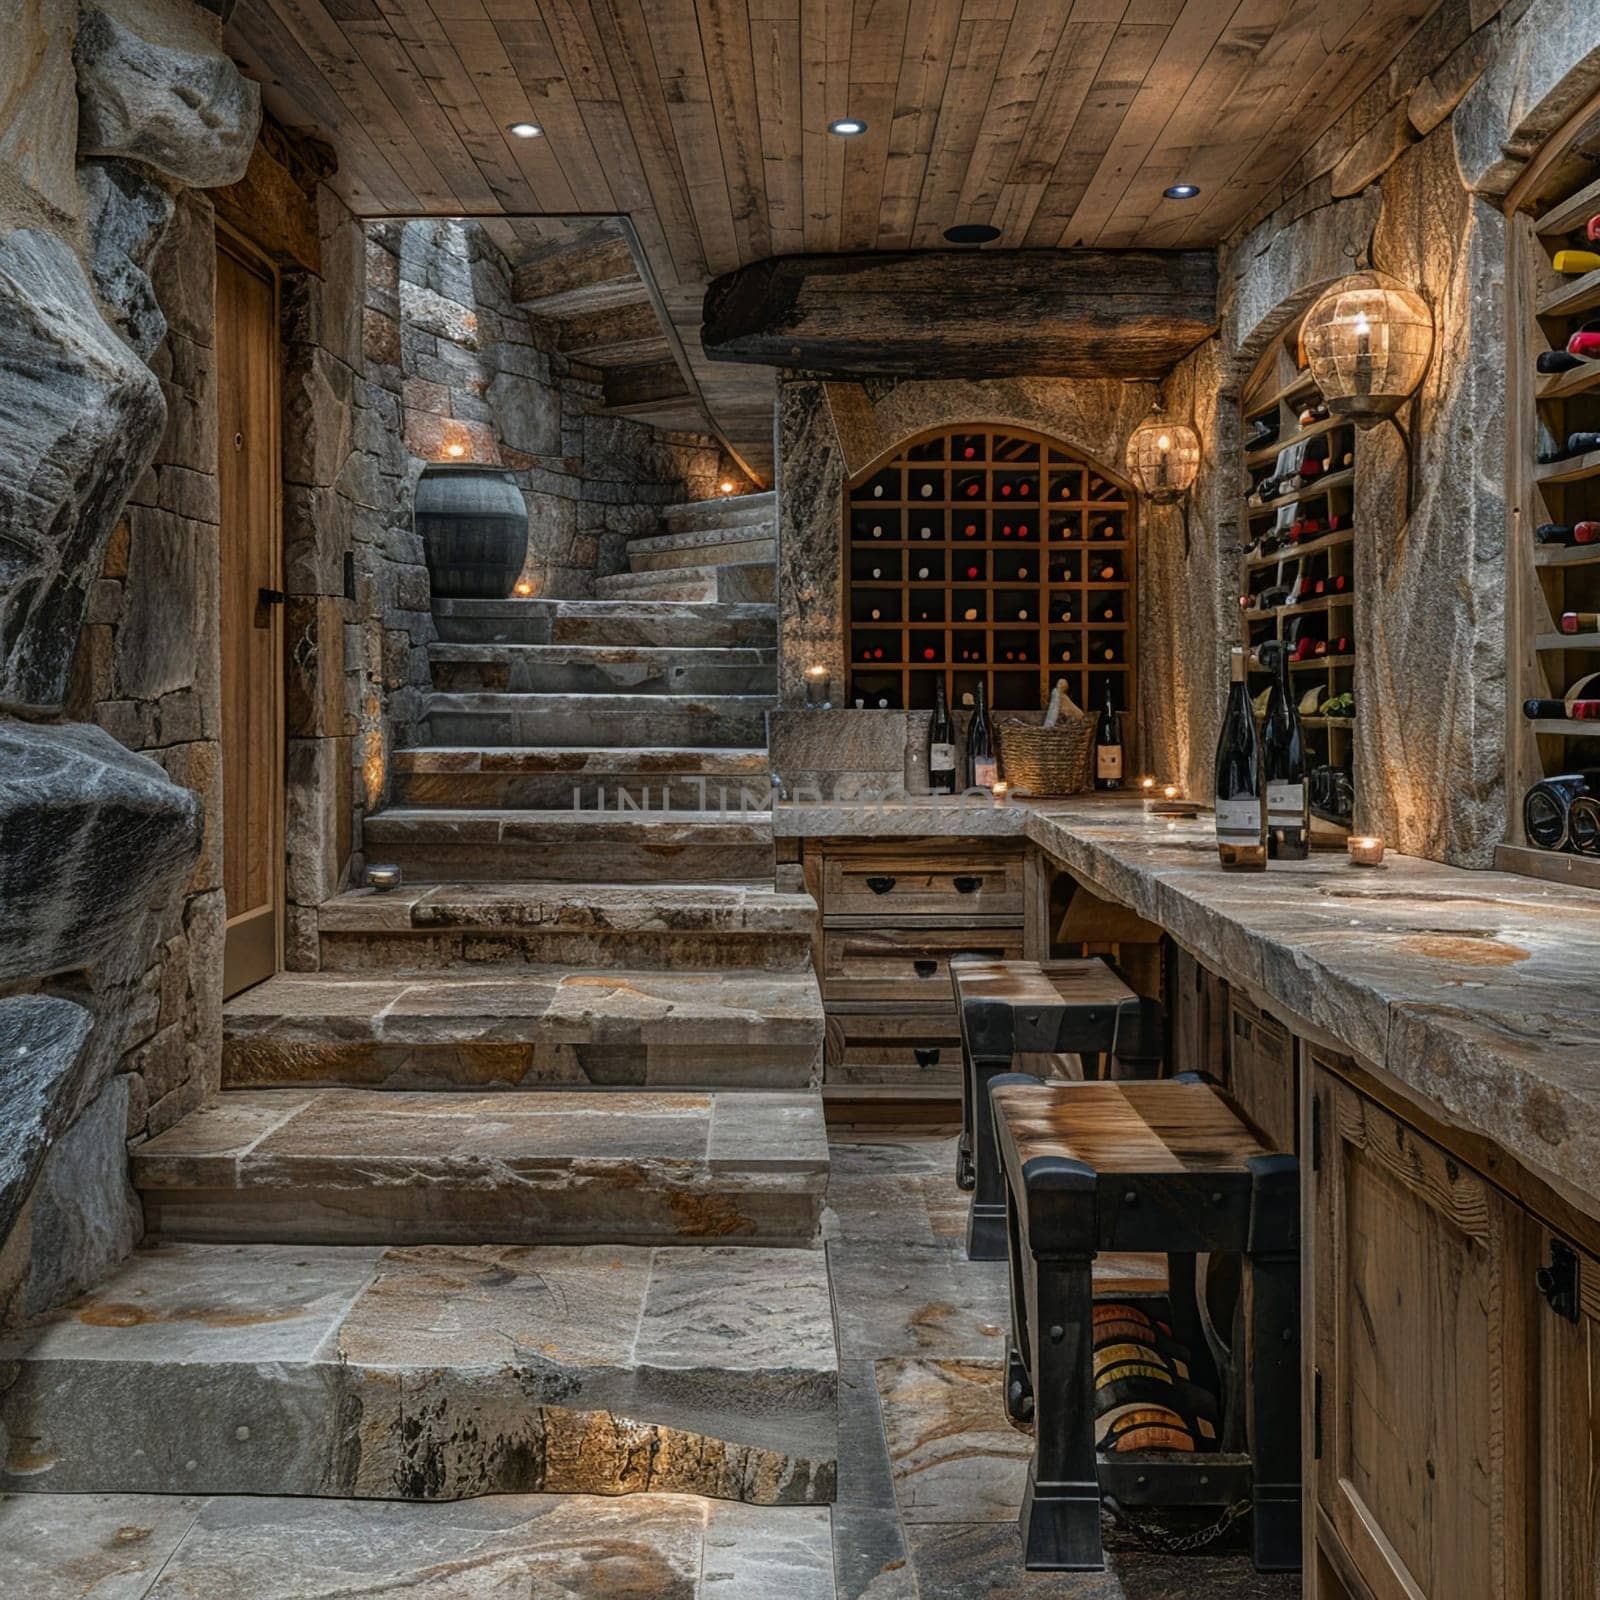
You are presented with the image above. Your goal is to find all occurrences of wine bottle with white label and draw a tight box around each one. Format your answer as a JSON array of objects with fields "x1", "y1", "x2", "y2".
[
  {"x1": 1215, "y1": 646, "x2": 1267, "y2": 870},
  {"x1": 1094, "y1": 677, "x2": 1124, "y2": 790},
  {"x1": 966, "y1": 681, "x2": 998, "y2": 789},
  {"x1": 1262, "y1": 642, "x2": 1309, "y2": 859},
  {"x1": 928, "y1": 678, "x2": 956, "y2": 794}
]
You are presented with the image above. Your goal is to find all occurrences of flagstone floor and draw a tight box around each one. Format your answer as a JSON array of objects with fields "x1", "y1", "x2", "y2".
[{"x1": 3, "y1": 1125, "x2": 1299, "y2": 1599}]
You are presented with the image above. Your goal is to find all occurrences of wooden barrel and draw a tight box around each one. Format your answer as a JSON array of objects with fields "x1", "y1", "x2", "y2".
[{"x1": 415, "y1": 465, "x2": 529, "y2": 599}]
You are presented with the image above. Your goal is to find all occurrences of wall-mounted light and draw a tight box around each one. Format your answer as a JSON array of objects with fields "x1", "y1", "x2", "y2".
[
  {"x1": 828, "y1": 118, "x2": 867, "y2": 137},
  {"x1": 1303, "y1": 270, "x2": 1434, "y2": 514},
  {"x1": 1126, "y1": 404, "x2": 1202, "y2": 553},
  {"x1": 507, "y1": 122, "x2": 543, "y2": 139}
]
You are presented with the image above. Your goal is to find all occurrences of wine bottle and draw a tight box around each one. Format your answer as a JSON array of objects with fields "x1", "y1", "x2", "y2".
[
  {"x1": 1523, "y1": 772, "x2": 1600, "y2": 850},
  {"x1": 966, "y1": 681, "x2": 998, "y2": 789},
  {"x1": 1215, "y1": 646, "x2": 1267, "y2": 871},
  {"x1": 1560, "y1": 612, "x2": 1600, "y2": 632},
  {"x1": 1094, "y1": 678, "x2": 1124, "y2": 790},
  {"x1": 1535, "y1": 521, "x2": 1600, "y2": 544},
  {"x1": 1262, "y1": 642, "x2": 1309, "y2": 860}
]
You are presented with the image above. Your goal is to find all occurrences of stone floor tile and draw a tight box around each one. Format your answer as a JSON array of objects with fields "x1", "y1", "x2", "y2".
[
  {"x1": 701, "y1": 1501, "x2": 835, "y2": 1598},
  {"x1": 827, "y1": 1135, "x2": 945, "y2": 1179},
  {"x1": 828, "y1": 1237, "x2": 1010, "y2": 1362},
  {"x1": 834, "y1": 1360, "x2": 898, "y2": 1511},
  {"x1": 876, "y1": 1358, "x2": 1030, "y2": 1523},
  {"x1": 144, "y1": 1493, "x2": 708, "y2": 1599},
  {"x1": 709, "y1": 1093, "x2": 829, "y2": 1170},
  {"x1": 906, "y1": 1521, "x2": 1124, "y2": 1599},
  {"x1": 1, "y1": 1492, "x2": 207, "y2": 1600},
  {"x1": 825, "y1": 1174, "x2": 940, "y2": 1246},
  {"x1": 831, "y1": 1505, "x2": 917, "y2": 1600}
]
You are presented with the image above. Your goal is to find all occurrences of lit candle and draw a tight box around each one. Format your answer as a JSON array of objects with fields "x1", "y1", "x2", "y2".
[
  {"x1": 805, "y1": 665, "x2": 831, "y2": 709},
  {"x1": 444, "y1": 441, "x2": 467, "y2": 459},
  {"x1": 513, "y1": 580, "x2": 533, "y2": 597},
  {"x1": 367, "y1": 863, "x2": 402, "y2": 892},
  {"x1": 992, "y1": 780, "x2": 1010, "y2": 802},
  {"x1": 1140, "y1": 776, "x2": 1156, "y2": 793},
  {"x1": 1347, "y1": 835, "x2": 1385, "y2": 867},
  {"x1": 1161, "y1": 783, "x2": 1181, "y2": 801}
]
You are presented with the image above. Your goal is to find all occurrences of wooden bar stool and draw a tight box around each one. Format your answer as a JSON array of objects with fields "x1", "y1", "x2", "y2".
[
  {"x1": 950, "y1": 955, "x2": 1162, "y2": 1261},
  {"x1": 990, "y1": 1074, "x2": 1300, "y2": 1574}
]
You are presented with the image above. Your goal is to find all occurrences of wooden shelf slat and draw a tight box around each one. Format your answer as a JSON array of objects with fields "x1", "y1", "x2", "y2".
[
  {"x1": 1243, "y1": 415, "x2": 1347, "y2": 470},
  {"x1": 1534, "y1": 448, "x2": 1600, "y2": 485},
  {"x1": 1534, "y1": 631, "x2": 1600, "y2": 650},
  {"x1": 1533, "y1": 540, "x2": 1600, "y2": 566},
  {"x1": 1494, "y1": 841, "x2": 1600, "y2": 889},
  {"x1": 1245, "y1": 528, "x2": 1354, "y2": 569},
  {"x1": 1535, "y1": 176, "x2": 1600, "y2": 236},
  {"x1": 1537, "y1": 265, "x2": 1600, "y2": 319},
  {"x1": 1242, "y1": 467, "x2": 1356, "y2": 519},
  {"x1": 1529, "y1": 717, "x2": 1600, "y2": 735}
]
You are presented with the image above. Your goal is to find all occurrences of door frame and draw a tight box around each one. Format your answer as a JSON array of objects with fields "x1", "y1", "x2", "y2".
[{"x1": 216, "y1": 222, "x2": 285, "y2": 998}]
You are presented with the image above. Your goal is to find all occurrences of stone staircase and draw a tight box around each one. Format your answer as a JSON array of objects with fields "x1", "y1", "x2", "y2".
[
  {"x1": 593, "y1": 490, "x2": 776, "y2": 603},
  {"x1": 0, "y1": 494, "x2": 838, "y2": 1507}
]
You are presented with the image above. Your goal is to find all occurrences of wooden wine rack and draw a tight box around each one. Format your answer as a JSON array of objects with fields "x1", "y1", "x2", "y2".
[
  {"x1": 843, "y1": 426, "x2": 1137, "y2": 738},
  {"x1": 1239, "y1": 313, "x2": 1359, "y2": 835},
  {"x1": 1501, "y1": 151, "x2": 1600, "y2": 887}
]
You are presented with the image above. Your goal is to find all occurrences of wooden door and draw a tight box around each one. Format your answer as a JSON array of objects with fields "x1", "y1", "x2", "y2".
[
  {"x1": 1311, "y1": 1071, "x2": 1538, "y2": 1600},
  {"x1": 1538, "y1": 1235, "x2": 1600, "y2": 1597},
  {"x1": 216, "y1": 238, "x2": 282, "y2": 997}
]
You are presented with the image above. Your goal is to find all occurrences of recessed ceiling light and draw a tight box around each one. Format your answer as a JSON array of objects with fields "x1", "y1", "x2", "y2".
[
  {"x1": 828, "y1": 118, "x2": 867, "y2": 137},
  {"x1": 943, "y1": 223, "x2": 1001, "y2": 245},
  {"x1": 1164, "y1": 183, "x2": 1200, "y2": 200},
  {"x1": 508, "y1": 121, "x2": 543, "y2": 139}
]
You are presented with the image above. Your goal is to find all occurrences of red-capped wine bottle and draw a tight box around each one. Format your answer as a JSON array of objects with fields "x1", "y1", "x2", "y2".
[{"x1": 1525, "y1": 672, "x2": 1600, "y2": 719}]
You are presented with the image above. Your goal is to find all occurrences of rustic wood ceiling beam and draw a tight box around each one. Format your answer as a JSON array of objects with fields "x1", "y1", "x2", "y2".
[{"x1": 701, "y1": 250, "x2": 1220, "y2": 378}]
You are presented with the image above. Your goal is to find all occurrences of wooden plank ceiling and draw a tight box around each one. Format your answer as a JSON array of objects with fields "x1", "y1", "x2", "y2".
[{"x1": 227, "y1": 0, "x2": 1441, "y2": 481}]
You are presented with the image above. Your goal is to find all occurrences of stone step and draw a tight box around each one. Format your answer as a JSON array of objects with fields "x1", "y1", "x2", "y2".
[
  {"x1": 391, "y1": 746, "x2": 772, "y2": 810},
  {"x1": 0, "y1": 1240, "x2": 837, "y2": 1503},
  {"x1": 223, "y1": 967, "x2": 822, "y2": 1090},
  {"x1": 593, "y1": 562, "x2": 776, "y2": 605},
  {"x1": 432, "y1": 597, "x2": 777, "y2": 649},
  {"x1": 361, "y1": 808, "x2": 776, "y2": 883},
  {"x1": 316, "y1": 882, "x2": 817, "y2": 973},
  {"x1": 626, "y1": 525, "x2": 776, "y2": 573},
  {"x1": 660, "y1": 490, "x2": 776, "y2": 535},
  {"x1": 428, "y1": 642, "x2": 776, "y2": 697},
  {"x1": 422, "y1": 692, "x2": 775, "y2": 749},
  {"x1": 133, "y1": 1089, "x2": 829, "y2": 1247}
]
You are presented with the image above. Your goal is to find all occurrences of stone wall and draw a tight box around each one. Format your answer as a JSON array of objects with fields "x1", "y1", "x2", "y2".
[
  {"x1": 1139, "y1": 0, "x2": 1594, "y2": 866},
  {"x1": 373, "y1": 219, "x2": 721, "y2": 599},
  {"x1": 0, "y1": 0, "x2": 256, "y2": 1318}
]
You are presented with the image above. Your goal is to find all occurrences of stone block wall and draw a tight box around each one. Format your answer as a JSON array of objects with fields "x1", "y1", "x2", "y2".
[{"x1": 369, "y1": 219, "x2": 721, "y2": 599}]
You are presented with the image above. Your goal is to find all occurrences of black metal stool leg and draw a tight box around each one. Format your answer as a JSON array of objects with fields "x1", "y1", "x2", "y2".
[
  {"x1": 965, "y1": 1053, "x2": 1015, "y2": 1259},
  {"x1": 1246, "y1": 1153, "x2": 1302, "y2": 1572},
  {"x1": 1003, "y1": 1161, "x2": 1035, "y2": 1426},
  {"x1": 1018, "y1": 1154, "x2": 1103, "y2": 1571}
]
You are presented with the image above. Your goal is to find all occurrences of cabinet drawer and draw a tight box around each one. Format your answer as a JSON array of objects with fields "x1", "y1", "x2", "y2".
[
  {"x1": 824, "y1": 1008, "x2": 963, "y2": 1088},
  {"x1": 821, "y1": 925, "x2": 1024, "y2": 1002},
  {"x1": 822, "y1": 844, "x2": 1024, "y2": 919}
]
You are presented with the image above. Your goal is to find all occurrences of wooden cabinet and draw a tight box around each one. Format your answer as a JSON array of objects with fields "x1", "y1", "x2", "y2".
[
  {"x1": 805, "y1": 837, "x2": 1026, "y2": 1096},
  {"x1": 1227, "y1": 993, "x2": 1295, "y2": 1149},
  {"x1": 1306, "y1": 1058, "x2": 1600, "y2": 1600}
]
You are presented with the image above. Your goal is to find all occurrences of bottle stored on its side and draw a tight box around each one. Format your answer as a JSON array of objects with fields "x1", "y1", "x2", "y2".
[
  {"x1": 927, "y1": 678, "x2": 956, "y2": 795},
  {"x1": 1523, "y1": 772, "x2": 1600, "y2": 850},
  {"x1": 1524, "y1": 672, "x2": 1600, "y2": 719},
  {"x1": 1094, "y1": 679, "x2": 1124, "y2": 790},
  {"x1": 966, "y1": 680, "x2": 998, "y2": 789},
  {"x1": 1262, "y1": 643, "x2": 1309, "y2": 860},
  {"x1": 1215, "y1": 646, "x2": 1267, "y2": 871}
]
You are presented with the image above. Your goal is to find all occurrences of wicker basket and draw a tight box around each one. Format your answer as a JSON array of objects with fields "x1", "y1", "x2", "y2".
[{"x1": 997, "y1": 716, "x2": 1096, "y2": 796}]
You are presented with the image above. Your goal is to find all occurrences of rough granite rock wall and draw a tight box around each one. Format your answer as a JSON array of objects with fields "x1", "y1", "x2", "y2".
[
  {"x1": 376, "y1": 219, "x2": 719, "y2": 599},
  {"x1": 0, "y1": 0, "x2": 255, "y2": 1318},
  {"x1": 774, "y1": 376, "x2": 1159, "y2": 751}
]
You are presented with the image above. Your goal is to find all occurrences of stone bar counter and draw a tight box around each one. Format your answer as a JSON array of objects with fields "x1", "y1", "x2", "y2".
[{"x1": 776, "y1": 793, "x2": 1600, "y2": 1216}]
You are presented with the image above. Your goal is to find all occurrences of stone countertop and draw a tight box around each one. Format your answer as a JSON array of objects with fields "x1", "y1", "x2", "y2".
[
  {"x1": 773, "y1": 791, "x2": 1600, "y2": 1212},
  {"x1": 1020, "y1": 799, "x2": 1600, "y2": 1216}
]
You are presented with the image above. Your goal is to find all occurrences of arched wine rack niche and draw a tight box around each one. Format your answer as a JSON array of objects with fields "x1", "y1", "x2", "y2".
[{"x1": 843, "y1": 425, "x2": 1137, "y2": 741}]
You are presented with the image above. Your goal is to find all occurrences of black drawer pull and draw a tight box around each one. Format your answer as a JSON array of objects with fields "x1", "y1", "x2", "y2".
[
  {"x1": 866, "y1": 875, "x2": 897, "y2": 894},
  {"x1": 913, "y1": 959, "x2": 938, "y2": 978},
  {"x1": 914, "y1": 1046, "x2": 941, "y2": 1067},
  {"x1": 953, "y1": 875, "x2": 982, "y2": 894}
]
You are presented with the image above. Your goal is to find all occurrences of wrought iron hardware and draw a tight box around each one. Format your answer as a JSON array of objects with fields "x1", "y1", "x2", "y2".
[
  {"x1": 1537, "y1": 1238, "x2": 1581, "y2": 1324},
  {"x1": 866, "y1": 875, "x2": 896, "y2": 894},
  {"x1": 257, "y1": 587, "x2": 285, "y2": 607},
  {"x1": 914, "y1": 1046, "x2": 941, "y2": 1067},
  {"x1": 913, "y1": 959, "x2": 938, "y2": 978},
  {"x1": 953, "y1": 875, "x2": 981, "y2": 893}
]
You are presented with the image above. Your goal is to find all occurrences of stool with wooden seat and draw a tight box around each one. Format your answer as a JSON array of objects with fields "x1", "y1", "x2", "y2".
[
  {"x1": 989, "y1": 1074, "x2": 1300, "y2": 1574},
  {"x1": 951, "y1": 955, "x2": 1163, "y2": 1260}
]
